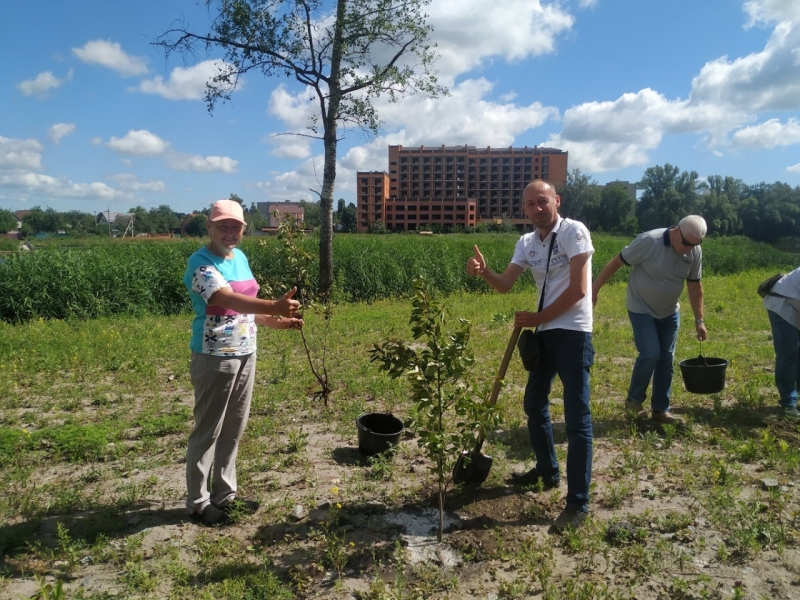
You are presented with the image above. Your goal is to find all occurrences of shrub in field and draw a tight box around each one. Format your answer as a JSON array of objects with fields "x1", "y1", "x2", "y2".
[
  {"x1": 0, "y1": 243, "x2": 193, "y2": 323},
  {"x1": 370, "y1": 277, "x2": 501, "y2": 542},
  {"x1": 1, "y1": 233, "x2": 796, "y2": 323},
  {"x1": 259, "y1": 215, "x2": 334, "y2": 406}
]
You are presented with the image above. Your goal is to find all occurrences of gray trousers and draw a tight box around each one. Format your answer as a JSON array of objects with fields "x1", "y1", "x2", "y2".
[{"x1": 186, "y1": 351, "x2": 256, "y2": 513}]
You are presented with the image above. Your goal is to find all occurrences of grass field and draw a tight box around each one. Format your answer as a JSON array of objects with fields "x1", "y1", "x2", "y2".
[{"x1": 0, "y1": 269, "x2": 798, "y2": 599}]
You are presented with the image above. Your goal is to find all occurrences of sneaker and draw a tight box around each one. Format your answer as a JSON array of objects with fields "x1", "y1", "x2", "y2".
[
  {"x1": 784, "y1": 406, "x2": 800, "y2": 418},
  {"x1": 189, "y1": 504, "x2": 230, "y2": 526},
  {"x1": 217, "y1": 498, "x2": 260, "y2": 515},
  {"x1": 552, "y1": 506, "x2": 588, "y2": 531},
  {"x1": 624, "y1": 400, "x2": 647, "y2": 419},
  {"x1": 652, "y1": 410, "x2": 684, "y2": 425},
  {"x1": 510, "y1": 468, "x2": 560, "y2": 489}
]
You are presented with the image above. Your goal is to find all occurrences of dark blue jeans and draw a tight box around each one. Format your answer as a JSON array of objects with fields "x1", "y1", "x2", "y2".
[
  {"x1": 767, "y1": 310, "x2": 800, "y2": 409},
  {"x1": 627, "y1": 310, "x2": 680, "y2": 413},
  {"x1": 523, "y1": 328, "x2": 594, "y2": 513}
]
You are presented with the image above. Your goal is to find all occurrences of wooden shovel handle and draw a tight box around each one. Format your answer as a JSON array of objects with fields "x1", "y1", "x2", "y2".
[
  {"x1": 469, "y1": 326, "x2": 522, "y2": 457},
  {"x1": 487, "y1": 326, "x2": 522, "y2": 408}
]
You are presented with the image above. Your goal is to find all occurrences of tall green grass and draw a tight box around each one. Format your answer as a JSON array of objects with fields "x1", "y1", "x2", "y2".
[{"x1": 1, "y1": 233, "x2": 795, "y2": 323}]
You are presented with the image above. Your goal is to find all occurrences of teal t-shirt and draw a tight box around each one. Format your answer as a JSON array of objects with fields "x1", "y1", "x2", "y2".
[{"x1": 183, "y1": 247, "x2": 259, "y2": 355}]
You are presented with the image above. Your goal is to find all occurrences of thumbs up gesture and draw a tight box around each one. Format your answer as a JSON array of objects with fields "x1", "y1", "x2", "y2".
[
  {"x1": 466, "y1": 245, "x2": 486, "y2": 276},
  {"x1": 276, "y1": 286, "x2": 301, "y2": 317}
]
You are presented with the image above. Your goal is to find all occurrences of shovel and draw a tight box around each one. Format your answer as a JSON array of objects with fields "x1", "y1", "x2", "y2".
[{"x1": 452, "y1": 326, "x2": 521, "y2": 487}]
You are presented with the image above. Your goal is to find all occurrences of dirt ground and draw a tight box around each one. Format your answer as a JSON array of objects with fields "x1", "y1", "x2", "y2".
[{"x1": 3, "y1": 401, "x2": 799, "y2": 600}]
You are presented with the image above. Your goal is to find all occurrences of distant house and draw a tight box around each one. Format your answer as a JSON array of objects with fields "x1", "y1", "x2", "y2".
[
  {"x1": 256, "y1": 202, "x2": 304, "y2": 228},
  {"x1": 97, "y1": 211, "x2": 134, "y2": 236},
  {"x1": 97, "y1": 211, "x2": 123, "y2": 225},
  {"x1": 13, "y1": 210, "x2": 30, "y2": 229}
]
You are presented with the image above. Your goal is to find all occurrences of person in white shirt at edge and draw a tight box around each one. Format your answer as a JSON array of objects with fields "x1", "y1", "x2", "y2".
[
  {"x1": 183, "y1": 199, "x2": 303, "y2": 526},
  {"x1": 466, "y1": 179, "x2": 595, "y2": 532},
  {"x1": 762, "y1": 268, "x2": 800, "y2": 418},
  {"x1": 592, "y1": 215, "x2": 708, "y2": 425}
]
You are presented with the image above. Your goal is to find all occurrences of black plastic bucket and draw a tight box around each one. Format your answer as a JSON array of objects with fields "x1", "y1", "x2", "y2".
[
  {"x1": 679, "y1": 355, "x2": 728, "y2": 394},
  {"x1": 356, "y1": 413, "x2": 404, "y2": 456}
]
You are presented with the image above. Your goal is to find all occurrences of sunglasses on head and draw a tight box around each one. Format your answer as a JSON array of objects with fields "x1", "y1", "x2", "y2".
[{"x1": 678, "y1": 226, "x2": 700, "y2": 248}]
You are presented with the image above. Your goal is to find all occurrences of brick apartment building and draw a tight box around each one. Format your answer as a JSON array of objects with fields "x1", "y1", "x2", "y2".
[{"x1": 356, "y1": 144, "x2": 568, "y2": 232}]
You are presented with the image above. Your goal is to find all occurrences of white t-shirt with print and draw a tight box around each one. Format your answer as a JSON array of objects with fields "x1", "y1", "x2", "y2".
[{"x1": 511, "y1": 216, "x2": 594, "y2": 332}]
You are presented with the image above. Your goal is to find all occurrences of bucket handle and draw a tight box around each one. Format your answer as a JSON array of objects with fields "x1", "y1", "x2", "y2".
[{"x1": 697, "y1": 339, "x2": 708, "y2": 366}]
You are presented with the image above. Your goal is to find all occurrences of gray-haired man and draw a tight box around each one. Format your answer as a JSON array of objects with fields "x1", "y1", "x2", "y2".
[{"x1": 592, "y1": 215, "x2": 708, "y2": 424}]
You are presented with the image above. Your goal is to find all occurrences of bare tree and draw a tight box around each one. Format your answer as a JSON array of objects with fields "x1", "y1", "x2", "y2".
[{"x1": 157, "y1": 0, "x2": 446, "y2": 297}]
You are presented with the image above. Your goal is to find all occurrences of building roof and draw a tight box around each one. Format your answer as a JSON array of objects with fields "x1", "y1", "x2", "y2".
[
  {"x1": 98, "y1": 211, "x2": 123, "y2": 222},
  {"x1": 391, "y1": 144, "x2": 566, "y2": 154}
]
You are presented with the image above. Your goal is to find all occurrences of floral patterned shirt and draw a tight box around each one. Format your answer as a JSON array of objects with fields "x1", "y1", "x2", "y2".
[{"x1": 184, "y1": 247, "x2": 259, "y2": 356}]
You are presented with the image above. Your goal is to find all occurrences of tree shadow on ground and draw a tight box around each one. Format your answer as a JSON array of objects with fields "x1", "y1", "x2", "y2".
[
  {"x1": 0, "y1": 502, "x2": 192, "y2": 578},
  {"x1": 330, "y1": 445, "x2": 370, "y2": 467}
]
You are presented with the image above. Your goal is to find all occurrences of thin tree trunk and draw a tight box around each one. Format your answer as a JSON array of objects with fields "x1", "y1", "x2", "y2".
[{"x1": 318, "y1": 0, "x2": 347, "y2": 298}]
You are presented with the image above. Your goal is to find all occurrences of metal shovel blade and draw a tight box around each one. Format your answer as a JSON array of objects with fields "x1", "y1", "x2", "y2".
[{"x1": 452, "y1": 450, "x2": 494, "y2": 486}]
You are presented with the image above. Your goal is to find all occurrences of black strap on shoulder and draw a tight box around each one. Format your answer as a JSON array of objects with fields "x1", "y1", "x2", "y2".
[{"x1": 537, "y1": 231, "x2": 558, "y2": 313}]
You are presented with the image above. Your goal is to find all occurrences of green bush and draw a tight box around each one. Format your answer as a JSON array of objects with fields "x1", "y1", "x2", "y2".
[{"x1": 1, "y1": 233, "x2": 795, "y2": 323}]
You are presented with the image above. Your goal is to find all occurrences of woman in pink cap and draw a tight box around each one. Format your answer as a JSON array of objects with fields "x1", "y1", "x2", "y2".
[{"x1": 183, "y1": 199, "x2": 303, "y2": 525}]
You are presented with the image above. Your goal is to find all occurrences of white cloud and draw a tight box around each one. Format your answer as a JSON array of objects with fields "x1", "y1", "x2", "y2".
[
  {"x1": 579, "y1": 0, "x2": 598, "y2": 7},
  {"x1": 109, "y1": 173, "x2": 166, "y2": 192},
  {"x1": 266, "y1": 78, "x2": 558, "y2": 169},
  {"x1": 255, "y1": 157, "x2": 324, "y2": 201},
  {"x1": 16, "y1": 69, "x2": 73, "y2": 97},
  {"x1": 268, "y1": 85, "x2": 318, "y2": 130},
  {"x1": 545, "y1": 135, "x2": 652, "y2": 172},
  {"x1": 744, "y1": 0, "x2": 800, "y2": 26},
  {"x1": 0, "y1": 136, "x2": 43, "y2": 171},
  {"x1": 135, "y1": 60, "x2": 239, "y2": 100},
  {"x1": 167, "y1": 152, "x2": 239, "y2": 173},
  {"x1": 264, "y1": 86, "x2": 318, "y2": 158},
  {"x1": 267, "y1": 135, "x2": 314, "y2": 159},
  {"x1": 542, "y1": 88, "x2": 751, "y2": 172},
  {"x1": 89, "y1": 137, "x2": 103, "y2": 146},
  {"x1": 383, "y1": 79, "x2": 558, "y2": 145},
  {"x1": 428, "y1": 0, "x2": 575, "y2": 80},
  {"x1": 72, "y1": 39, "x2": 148, "y2": 76},
  {"x1": 0, "y1": 172, "x2": 123, "y2": 200},
  {"x1": 788, "y1": 162, "x2": 800, "y2": 172},
  {"x1": 690, "y1": 21, "x2": 800, "y2": 111},
  {"x1": 107, "y1": 130, "x2": 169, "y2": 156},
  {"x1": 731, "y1": 118, "x2": 800, "y2": 148},
  {"x1": 48, "y1": 123, "x2": 76, "y2": 145}
]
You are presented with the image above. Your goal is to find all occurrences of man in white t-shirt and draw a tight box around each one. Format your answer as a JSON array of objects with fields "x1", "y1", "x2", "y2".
[
  {"x1": 763, "y1": 268, "x2": 800, "y2": 418},
  {"x1": 466, "y1": 180, "x2": 594, "y2": 531}
]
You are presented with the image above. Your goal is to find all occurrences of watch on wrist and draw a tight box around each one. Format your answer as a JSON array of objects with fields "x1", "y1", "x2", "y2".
[{"x1": 695, "y1": 318, "x2": 704, "y2": 325}]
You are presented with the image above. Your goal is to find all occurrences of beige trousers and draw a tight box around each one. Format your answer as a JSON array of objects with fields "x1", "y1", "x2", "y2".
[{"x1": 186, "y1": 351, "x2": 255, "y2": 513}]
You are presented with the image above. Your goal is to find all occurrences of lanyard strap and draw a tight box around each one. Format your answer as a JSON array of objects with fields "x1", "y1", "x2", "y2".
[{"x1": 537, "y1": 228, "x2": 558, "y2": 313}]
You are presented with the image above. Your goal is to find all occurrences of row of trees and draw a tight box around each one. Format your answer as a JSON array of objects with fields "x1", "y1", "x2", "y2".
[
  {"x1": 0, "y1": 195, "x2": 359, "y2": 237},
  {"x1": 4, "y1": 164, "x2": 799, "y2": 243},
  {"x1": 558, "y1": 165, "x2": 800, "y2": 242}
]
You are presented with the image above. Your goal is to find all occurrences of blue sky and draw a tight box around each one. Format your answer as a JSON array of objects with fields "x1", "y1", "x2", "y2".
[{"x1": 2, "y1": 0, "x2": 799, "y2": 215}]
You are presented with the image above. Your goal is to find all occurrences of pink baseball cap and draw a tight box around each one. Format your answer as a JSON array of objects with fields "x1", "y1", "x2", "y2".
[{"x1": 209, "y1": 199, "x2": 245, "y2": 224}]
